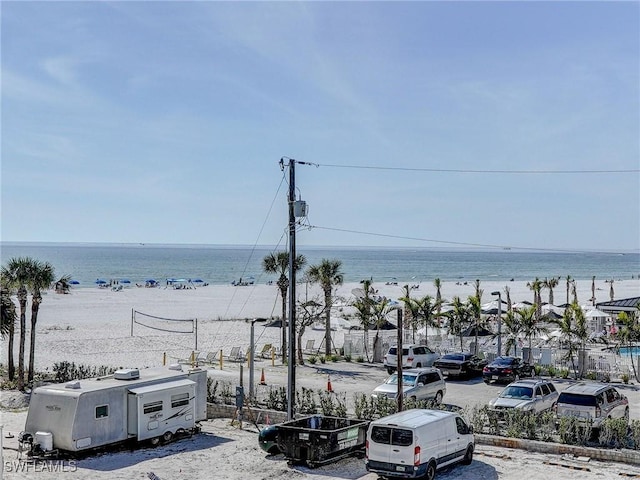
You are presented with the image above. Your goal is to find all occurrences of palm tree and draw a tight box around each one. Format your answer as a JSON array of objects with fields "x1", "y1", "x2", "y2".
[
  {"x1": 433, "y1": 278, "x2": 443, "y2": 324},
  {"x1": 443, "y1": 296, "x2": 472, "y2": 351},
  {"x1": 591, "y1": 275, "x2": 596, "y2": 306},
  {"x1": 0, "y1": 284, "x2": 16, "y2": 338},
  {"x1": 552, "y1": 305, "x2": 580, "y2": 377},
  {"x1": 414, "y1": 295, "x2": 440, "y2": 349},
  {"x1": 544, "y1": 277, "x2": 559, "y2": 305},
  {"x1": 399, "y1": 284, "x2": 418, "y2": 343},
  {"x1": 352, "y1": 280, "x2": 376, "y2": 361},
  {"x1": 2, "y1": 257, "x2": 32, "y2": 389},
  {"x1": 27, "y1": 260, "x2": 55, "y2": 383},
  {"x1": 500, "y1": 310, "x2": 523, "y2": 356},
  {"x1": 0, "y1": 276, "x2": 17, "y2": 378},
  {"x1": 608, "y1": 279, "x2": 615, "y2": 301},
  {"x1": 306, "y1": 259, "x2": 344, "y2": 356},
  {"x1": 565, "y1": 275, "x2": 573, "y2": 307},
  {"x1": 527, "y1": 277, "x2": 543, "y2": 322},
  {"x1": 467, "y1": 294, "x2": 482, "y2": 355},
  {"x1": 370, "y1": 298, "x2": 395, "y2": 362},
  {"x1": 618, "y1": 304, "x2": 640, "y2": 382},
  {"x1": 262, "y1": 251, "x2": 307, "y2": 362},
  {"x1": 518, "y1": 305, "x2": 549, "y2": 364}
]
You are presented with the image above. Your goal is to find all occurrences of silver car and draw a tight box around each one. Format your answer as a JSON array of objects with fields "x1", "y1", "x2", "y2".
[
  {"x1": 489, "y1": 379, "x2": 559, "y2": 414},
  {"x1": 556, "y1": 382, "x2": 629, "y2": 428},
  {"x1": 371, "y1": 367, "x2": 446, "y2": 404},
  {"x1": 383, "y1": 344, "x2": 440, "y2": 374}
]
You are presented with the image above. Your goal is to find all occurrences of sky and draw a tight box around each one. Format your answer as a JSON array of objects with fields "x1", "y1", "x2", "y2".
[{"x1": 2, "y1": 1, "x2": 639, "y2": 253}]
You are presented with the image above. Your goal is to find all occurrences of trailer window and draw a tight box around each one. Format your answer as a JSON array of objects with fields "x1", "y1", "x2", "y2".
[
  {"x1": 143, "y1": 401, "x2": 163, "y2": 414},
  {"x1": 171, "y1": 392, "x2": 190, "y2": 408},
  {"x1": 95, "y1": 405, "x2": 108, "y2": 419}
]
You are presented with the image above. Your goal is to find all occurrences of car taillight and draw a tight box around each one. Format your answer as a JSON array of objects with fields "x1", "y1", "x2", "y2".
[
  {"x1": 503, "y1": 369, "x2": 512, "y2": 374},
  {"x1": 483, "y1": 367, "x2": 489, "y2": 372},
  {"x1": 414, "y1": 446, "x2": 420, "y2": 466},
  {"x1": 407, "y1": 357, "x2": 414, "y2": 364}
]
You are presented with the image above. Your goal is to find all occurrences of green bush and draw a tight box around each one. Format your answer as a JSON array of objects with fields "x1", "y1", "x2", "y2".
[
  {"x1": 547, "y1": 365, "x2": 557, "y2": 378},
  {"x1": 621, "y1": 372, "x2": 630, "y2": 384},
  {"x1": 344, "y1": 354, "x2": 352, "y2": 362},
  {"x1": 319, "y1": 355, "x2": 326, "y2": 364},
  {"x1": 356, "y1": 356, "x2": 365, "y2": 363},
  {"x1": 330, "y1": 354, "x2": 340, "y2": 362},
  {"x1": 559, "y1": 368, "x2": 570, "y2": 379},
  {"x1": 308, "y1": 355, "x2": 318, "y2": 365},
  {"x1": 598, "y1": 417, "x2": 629, "y2": 448}
]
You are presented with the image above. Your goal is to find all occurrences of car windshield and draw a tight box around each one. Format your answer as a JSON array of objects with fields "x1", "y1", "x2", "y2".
[
  {"x1": 386, "y1": 374, "x2": 417, "y2": 386},
  {"x1": 500, "y1": 386, "x2": 533, "y2": 399}
]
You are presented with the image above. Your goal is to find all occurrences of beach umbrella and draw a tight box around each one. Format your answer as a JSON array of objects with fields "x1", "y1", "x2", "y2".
[
  {"x1": 461, "y1": 325, "x2": 493, "y2": 337},
  {"x1": 120, "y1": 279, "x2": 131, "y2": 284},
  {"x1": 193, "y1": 279, "x2": 204, "y2": 283},
  {"x1": 585, "y1": 308, "x2": 610, "y2": 318},
  {"x1": 95, "y1": 279, "x2": 107, "y2": 285},
  {"x1": 69, "y1": 280, "x2": 80, "y2": 285},
  {"x1": 146, "y1": 279, "x2": 157, "y2": 283}
]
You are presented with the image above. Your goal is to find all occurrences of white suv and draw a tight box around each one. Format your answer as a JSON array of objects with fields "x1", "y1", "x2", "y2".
[
  {"x1": 556, "y1": 382, "x2": 629, "y2": 428},
  {"x1": 371, "y1": 368, "x2": 446, "y2": 404},
  {"x1": 383, "y1": 344, "x2": 440, "y2": 374},
  {"x1": 489, "y1": 379, "x2": 559, "y2": 414}
]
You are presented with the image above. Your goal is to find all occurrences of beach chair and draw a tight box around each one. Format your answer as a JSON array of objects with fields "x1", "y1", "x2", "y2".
[
  {"x1": 303, "y1": 339, "x2": 316, "y2": 355},
  {"x1": 225, "y1": 346, "x2": 245, "y2": 362},
  {"x1": 198, "y1": 351, "x2": 218, "y2": 366},
  {"x1": 257, "y1": 343, "x2": 273, "y2": 359}
]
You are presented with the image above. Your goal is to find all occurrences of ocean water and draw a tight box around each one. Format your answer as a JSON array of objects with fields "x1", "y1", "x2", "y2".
[{"x1": 1, "y1": 242, "x2": 638, "y2": 287}]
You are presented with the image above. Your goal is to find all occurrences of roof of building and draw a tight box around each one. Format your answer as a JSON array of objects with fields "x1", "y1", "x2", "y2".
[{"x1": 597, "y1": 296, "x2": 640, "y2": 313}]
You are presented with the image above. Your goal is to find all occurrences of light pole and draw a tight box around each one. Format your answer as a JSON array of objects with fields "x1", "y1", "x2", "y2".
[
  {"x1": 491, "y1": 291, "x2": 502, "y2": 357},
  {"x1": 248, "y1": 317, "x2": 267, "y2": 400}
]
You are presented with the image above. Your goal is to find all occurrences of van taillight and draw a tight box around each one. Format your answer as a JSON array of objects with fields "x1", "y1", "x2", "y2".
[
  {"x1": 365, "y1": 440, "x2": 369, "y2": 458},
  {"x1": 414, "y1": 446, "x2": 420, "y2": 466}
]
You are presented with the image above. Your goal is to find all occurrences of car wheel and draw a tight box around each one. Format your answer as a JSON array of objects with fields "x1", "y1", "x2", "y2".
[
  {"x1": 416, "y1": 362, "x2": 422, "y2": 368},
  {"x1": 435, "y1": 391, "x2": 443, "y2": 405},
  {"x1": 425, "y1": 460, "x2": 437, "y2": 480},
  {"x1": 386, "y1": 367, "x2": 395, "y2": 374},
  {"x1": 483, "y1": 379, "x2": 491, "y2": 385},
  {"x1": 462, "y1": 445, "x2": 474, "y2": 465}
]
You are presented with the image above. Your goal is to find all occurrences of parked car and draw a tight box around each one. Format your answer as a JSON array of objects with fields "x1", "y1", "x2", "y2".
[
  {"x1": 371, "y1": 367, "x2": 446, "y2": 404},
  {"x1": 434, "y1": 352, "x2": 488, "y2": 378},
  {"x1": 383, "y1": 344, "x2": 440, "y2": 374},
  {"x1": 488, "y1": 379, "x2": 559, "y2": 415},
  {"x1": 555, "y1": 382, "x2": 629, "y2": 428},
  {"x1": 482, "y1": 356, "x2": 533, "y2": 384}
]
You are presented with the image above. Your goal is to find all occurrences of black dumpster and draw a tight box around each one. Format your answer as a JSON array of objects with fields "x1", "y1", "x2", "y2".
[{"x1": 275, "y1": 415, "x2": 370, "y2": 468}]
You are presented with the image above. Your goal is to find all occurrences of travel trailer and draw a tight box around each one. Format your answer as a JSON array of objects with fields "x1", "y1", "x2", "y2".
[
  {"x1": 366, "y1": 409, "x2": 474, "y2": 480},
  {"x1": 20, "y1": 364, "x2": 207, "y2": 456}
]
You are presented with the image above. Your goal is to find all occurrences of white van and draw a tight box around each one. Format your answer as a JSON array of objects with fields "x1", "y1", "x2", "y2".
[{"x1": 365, "y1": 409, "x2": 474, "y2": 480}]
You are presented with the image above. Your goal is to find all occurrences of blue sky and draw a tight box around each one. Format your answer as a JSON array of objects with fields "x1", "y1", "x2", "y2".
[{"x1": 2, "y1": 1, "x2": 639, "y2": 252}]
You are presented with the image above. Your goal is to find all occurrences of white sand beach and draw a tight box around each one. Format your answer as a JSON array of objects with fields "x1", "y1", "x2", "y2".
[
  {"x1": 2, "y1": 278, "x2": 639, "y2": 371},
  {"x1": 1, "y1": 278, "x2": 639, "y2": 480}
]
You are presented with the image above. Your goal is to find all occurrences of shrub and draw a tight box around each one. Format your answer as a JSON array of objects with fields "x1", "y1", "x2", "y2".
[
  {"x1": 308, "y1": 356, "x2": 318, "y2": 365},
  {"x1": 621, "y1": 372, "x2": 630, "y2": 384},
  {"x1": 559, "y1": 368, "x2": 570, "y2": 379},
  {"x1": 319, "y1": 355, "x2": 326, "y2": 364},
  {"x1": 330, "y1": 354, "x2": 340, "y2": 362},
  {"x1": 356, "y1": 356, "x2": 365, "y2": 363},
  {"x1": 533, "y1": 364, "x2": 543, "y2": 376},
  {"x1": 598, "y1": 417, "x2": 629, "y2": 448},
  {"x1": 344, "y1": 354, "x2": 352, "y2": 362},
  {"x1": 547, "y1": 365, "x2": 557, "y2": 378}
]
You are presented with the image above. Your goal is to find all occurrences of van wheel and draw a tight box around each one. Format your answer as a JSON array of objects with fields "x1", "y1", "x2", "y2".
[
  {"x1": 387, "y1": 367, "x2": 395, "y2": 374},
  {"x1": 462, "y1": 445, "x2": 474, "y2": 465},
  {"x1": 162, "y1": 431, "x2": 173, "y2": 444},
  {"x1": 435, "y1": 391, "x2": 443, "y2": 405},
  {"x1": 425, "y1": 460, "x2": 436, "y2": 480}
]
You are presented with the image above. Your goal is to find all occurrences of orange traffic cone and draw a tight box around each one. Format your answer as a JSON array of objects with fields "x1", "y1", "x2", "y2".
[
  {"x1": 327, "y1": 374, "x2": 333, "y2": 392},
  {"x1": 259, "y1": 368, "x2": 267, "y2": 385}
]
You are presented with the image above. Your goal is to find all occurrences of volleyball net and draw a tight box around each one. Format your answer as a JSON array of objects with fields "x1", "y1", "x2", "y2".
[{"x1": 131, "y1": 309, "x2": 198, "y2": 350}]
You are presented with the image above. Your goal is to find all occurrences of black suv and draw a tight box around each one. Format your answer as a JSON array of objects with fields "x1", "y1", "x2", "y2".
[{"x1": 482, "y1": 356, "x2": 533, "y2": 384}]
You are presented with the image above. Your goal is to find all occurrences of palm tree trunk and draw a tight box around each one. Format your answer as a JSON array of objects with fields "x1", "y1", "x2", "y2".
[
  {"x1": 17, "y1": 290, "x2": 27, "y2": 390},
  {"x1": 297, "y1": 325, "x2": 304, "y2": 365},
  {"x1": 28, "y1": 299, "x2": 41, "y2": 383},
  {"x1": 7, "y1": 324, "x2": 15, "y2": 380}
]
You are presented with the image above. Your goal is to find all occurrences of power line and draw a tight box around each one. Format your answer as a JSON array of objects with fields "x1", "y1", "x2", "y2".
[
  {"x1": 306, "y1": 224, "x2": 637, "y2": 255},
  {"x1": 314, "y1": 163, "x2": 638, "y2": 174}
]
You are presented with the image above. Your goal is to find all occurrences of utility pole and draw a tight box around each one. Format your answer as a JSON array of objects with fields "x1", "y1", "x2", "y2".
[
  {"x1": 396, "y1": 309, "x2": 403, "y2": 412},
  {"x1": 286, "y1": 158, "x2": 297, "y2": 421}
]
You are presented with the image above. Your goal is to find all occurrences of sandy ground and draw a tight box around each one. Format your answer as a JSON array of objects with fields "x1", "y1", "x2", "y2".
[{"x1": 1, "y1": 279, "x2": 639, "y2": 479}]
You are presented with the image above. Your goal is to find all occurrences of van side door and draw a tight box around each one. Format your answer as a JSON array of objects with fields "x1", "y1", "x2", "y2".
[{"x1": 446, "y1": 417, "x2": 471, "y2": 463}]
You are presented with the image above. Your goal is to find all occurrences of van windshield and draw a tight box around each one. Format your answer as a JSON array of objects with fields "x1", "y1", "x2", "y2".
[{"x1": 370, "y1": 426, "x2": 413, "y2": 446}]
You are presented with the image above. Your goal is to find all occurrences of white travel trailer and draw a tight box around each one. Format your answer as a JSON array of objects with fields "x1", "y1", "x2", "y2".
[
  {"x1": 366, "y1": 409, "x2": 474, "y2": 480},
  {"x1": 20, "y1": 364, "x2": 207, "y2": 455}
]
